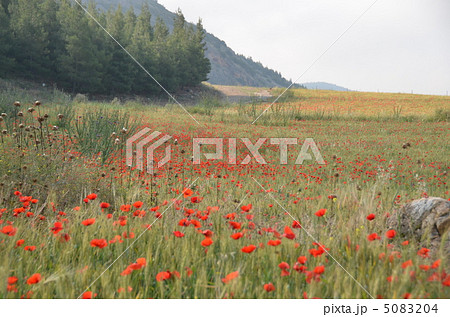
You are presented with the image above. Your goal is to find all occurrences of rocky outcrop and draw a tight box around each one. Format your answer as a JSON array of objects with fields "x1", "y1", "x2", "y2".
[{"x1": 387, "y1": 197, "x2": 450, "y2": 258}]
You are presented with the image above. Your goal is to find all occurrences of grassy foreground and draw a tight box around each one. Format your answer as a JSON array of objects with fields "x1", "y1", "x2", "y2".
[{"x1": 0, "y1": 86, "x2": 449, "y2": 299}]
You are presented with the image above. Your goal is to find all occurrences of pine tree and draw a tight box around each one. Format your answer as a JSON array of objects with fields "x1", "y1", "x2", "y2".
[
  {"x1": 104, "y1": 5, "x2": 135, "y2": 94},
  {"x1": 86, "y1": 1, "x2": 110, "y2": 93},
  {"x1": 8, "y1": 0, "x2": 51, "y2": 79},
  {"x1": 153, "y1": 17, "x2": 176, "y2": 91},
  {"x1": 57, "y1": 0, "x2": 104, "y2": 93},
  {"x1": 0, "y1": 3, "x2": 14, "y2": 75},
  {"x1": 40, "y1": 0, "x2": 64, "y2": 82},
  {"x1": 0, "y1": 0, "x2": 10, "y2": 13},
  {"x1": 169, "y1": 9, "x2": 190, "y2": 89},
  {"x1": 123, "y1": 7, "x2": 136, "y2": 41},
  {"x1": 0, "y1": 0, "x2": 212, "y2": 95},
  {"x1": 192, "y1": 19, "x2": 211, "y2": 82},
  {"x1": 129, "y1": 3, "x2": 157, "y2": 94}
]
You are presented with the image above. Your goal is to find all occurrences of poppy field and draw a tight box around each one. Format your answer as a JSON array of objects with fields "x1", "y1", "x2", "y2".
[{"x1": 0, "y1": 88, "x2": 449, "y2": 299}]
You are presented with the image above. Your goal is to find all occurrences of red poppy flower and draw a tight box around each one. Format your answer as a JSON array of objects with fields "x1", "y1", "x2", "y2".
[
  {"x1": 229, "y1": 221, "x2": 241, "y2": 230},
  {"x1": 120, "y1": 267, "x2": 133, "y2": 276},
  {"x1": 90, "y1": 239, "x2": 107, "y2": 249},
  {"x1": 297, "y1": 256, "x2": 307, "y2": 264},
  {"x1": 442, "y1": 275, "x2": 450, "y2": 287},
  {"x1": 419, "y1": 265, "x2": 430, "y2": 271},
  {"x1": 315, "y1": 209, "x2": 327, "y2": 217},
  {"x1": 431, "y1": 259, "x2": 441, "y2": 269},
  {"x1": 26, "y1": 273, "x2": 41, "y2": 285},
  {"x1": 385, "y1": 229, "x2": 396, "y2": 239},
  {"x1": 221, "y1": 271, "x2": 239, "y2": 284},
  {"x1": 178, "y1": 218, "x2": 190, "y2": 227},
  {"x1": 281, "y1": 269, "x2": 290, "y2": 276},
  {"x1": 313, "y1": 265, "x2": 325, "y2": 275},
  {"x1": 283, "y1": 226, "x2": 295, "y2": 240},
  {"x1": 51, "y1": 222, "x2": 63, "y2": 235},
  {"x1": 264, "y1": 283, "x2": 275, "y2": 292},
  {"x1": 24, "y1": 246, "x2": 36, "y2": 252},
  {"x1": 190, "y1": 219, "x2": 201, "y2": 228},
  {"x1": 241, "y1": 204, "x2": 252, "y2": 212},
  {"x1": 1, "y1": 225, "x2": 17, "y2": 236},
  {"x1": 156, "y1": 271, "x2": 171, "y2": 282},
  {"x1": 417, "y1": 248, "x2": 430, "y2": 258},
  {"x1": 241, "y1": 245, "x2": 256, "y2": 253},
  {"x1": 190, "y1": 196, "x2": 202, "y2": 203},
  {"x1": 278, "y1": 262, "x2": 289, "y2": 270},
  {"x1": 120, "y1": 204, "x2": 131, "y2": 212},
  {"x1": 87, "y1": 193, "x2": 97, "y2": 200},
  {"x1": 7, "y1": 276, "x2": 18, "y2": 285},
  {"x1": 136, "y1": 258, "x2": 146, "y2": 266},
  {"x1": 16, "y1": 239, "x2": 25, "y2": 247},
  {"x1": 402, "y1": 260, "x2": 413, "y2": 269},
  {"x1": 133, "y1": 201, "x2": 143, "y2": 209},
  {"x1": 183, "y1": 188, "x2": 193, "y2": 198},
  {"x1": 121, "y1": 257, "x2": 146, "y2": 275},
  {"x1": 201, "y1": 237, "x2": 213, "y2": 247},
  {"x1": 81, "y1": 218, "x2": 96, "y2": 226},
  {"x1": 82, "y1": 291, "x2": 93, "y2": 299},
  {"x1": 268, "y1": 239, "x2": 281, "y2": 246},
  {"x1": 173, "y1": 231, "x2": 185, "y2": 238},
  {"x1": 293, "y1": 264, "x2": 307, "y2": 272},
  {"x1": 367, "y1": 233, "x2": 381, "y2": 241},
  {"x1": 100, "y1": 202, "x2": 110, "y2": 209},
  {"x1": 366, "y1": 214, "x2": 375, "y2": 221},
  {"x1": 230, "y1": 232, "x2": 243, "y2": 240},
  {"x1": 60, "y1": 233, "x2": 71, "y2": 242},
  {"x1": 292, "y1": 220, "x2": 301, "y2": 228},
  {"x1": 202, "y1": 230, "x2": 213, "y2": 237}
]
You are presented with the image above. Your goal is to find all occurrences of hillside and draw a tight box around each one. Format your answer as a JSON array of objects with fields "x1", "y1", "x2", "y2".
[
  {"x1": 302, "y1": 82, "x2": 350, "y2": 91},
  {"x1": 95, "y1": 0, "x2": 292, "y2": 87}
]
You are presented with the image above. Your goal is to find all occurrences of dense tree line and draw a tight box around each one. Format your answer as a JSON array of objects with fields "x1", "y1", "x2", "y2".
[{"x1": 0, "y1": 0, "x2": 211, "y2": 95}]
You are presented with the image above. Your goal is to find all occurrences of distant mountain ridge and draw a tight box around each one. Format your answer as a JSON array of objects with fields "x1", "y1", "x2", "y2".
[
  {"x1": 94, "y1": 0, "x2": 293, "y2": 87},
  {"x1": 301, "y1": 82, "x2": 350, "y2": 91}
]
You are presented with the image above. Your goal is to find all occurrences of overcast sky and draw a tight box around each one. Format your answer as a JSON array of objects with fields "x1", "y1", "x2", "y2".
[{"x1": 157, "y1": 0, "x2": 450, "y2": 95}]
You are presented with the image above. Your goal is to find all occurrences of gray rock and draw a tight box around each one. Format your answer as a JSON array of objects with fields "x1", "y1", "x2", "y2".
[{"x1": 387, "y1": 197, "x2": 450, "y2": 258}]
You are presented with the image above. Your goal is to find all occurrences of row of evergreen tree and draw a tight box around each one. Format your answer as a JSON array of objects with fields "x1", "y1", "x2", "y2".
[{"x1": 0, "y1": 0, "x2": 211, "y2": 95}]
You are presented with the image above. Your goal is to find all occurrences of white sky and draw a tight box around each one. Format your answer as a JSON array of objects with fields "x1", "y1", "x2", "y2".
[{"x1": 157, "y1": 0, "x2": 450, "y2": 95}]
